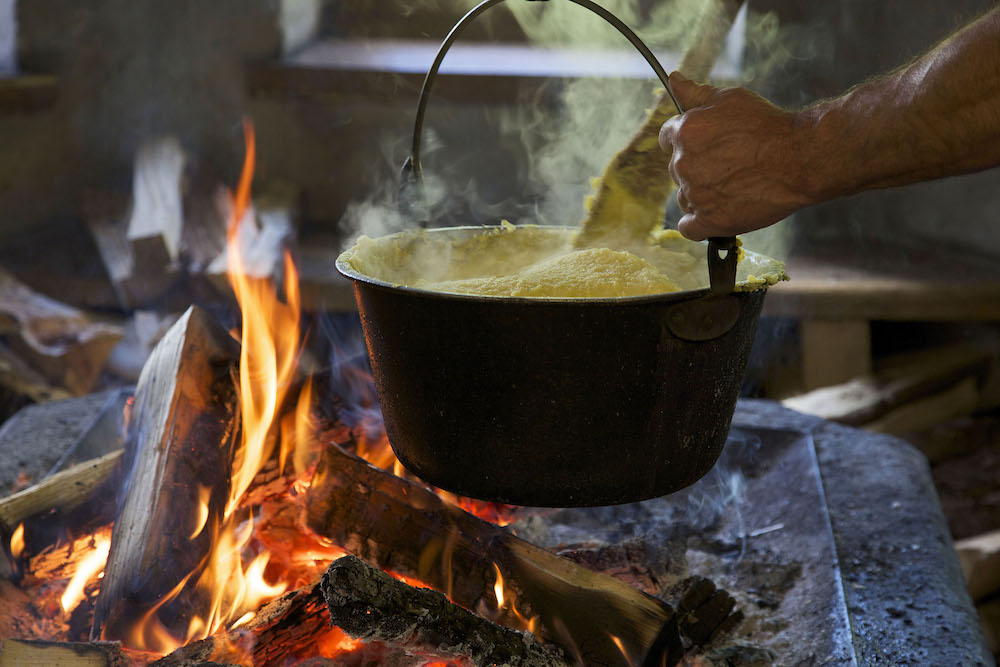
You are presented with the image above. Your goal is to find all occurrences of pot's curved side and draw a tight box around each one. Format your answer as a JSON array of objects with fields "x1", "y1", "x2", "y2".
[{"x1": 351, "y1": 280, "x2": 766, "y2": 507}]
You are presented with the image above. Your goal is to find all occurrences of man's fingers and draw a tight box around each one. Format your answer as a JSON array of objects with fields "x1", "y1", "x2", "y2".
[
  {"x1": 677, "y1": 213, "x2": 712, "y2": 242},
  {"x1": 676, "y1": 189, "x2": 691, "y2": 214},
  {"x1": 668, "y1": 71, "x2": 717, "y2": 111},
  {"x1": 659, "y1": 117, "x2": 680, "y2": 153}
]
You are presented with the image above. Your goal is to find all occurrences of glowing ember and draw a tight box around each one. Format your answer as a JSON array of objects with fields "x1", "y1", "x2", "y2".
[
  {"x1": 59, "y1": 533, "x2": 111, "y2": 613},
  {"x1": 10, "y1": 522, "x2": 24, "y2": 559}
]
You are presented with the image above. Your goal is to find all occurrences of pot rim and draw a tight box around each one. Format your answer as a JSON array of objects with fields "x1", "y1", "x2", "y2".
[{"x1": 336, "y1": 225, "x2": 776, "y2": 307}]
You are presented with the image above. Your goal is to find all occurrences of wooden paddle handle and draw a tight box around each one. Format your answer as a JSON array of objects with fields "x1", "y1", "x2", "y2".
[{"x1": 678, "y1": 0, "x2": 745, "y2": 82}]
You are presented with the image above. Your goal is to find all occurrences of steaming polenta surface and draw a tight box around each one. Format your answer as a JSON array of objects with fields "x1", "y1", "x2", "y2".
[{"x1": 338, "y1": 225, "x2": 786, "y2": 299}]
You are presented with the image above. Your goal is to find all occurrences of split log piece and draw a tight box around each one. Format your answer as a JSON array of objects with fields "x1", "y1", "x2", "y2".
[
  {"x1": 126, "y1": 137, "x2": 186, "y2": 270},
  {"x1": 91, "y1": 306, "x2": 238, "y2": 641},
  {"x1": 0, "y1": 266, "x2": 122, "y2": 395},
  {"x1": 783, "y1": 343, "x2": 993, "y2": 427},
  {"x1": 305, "y1": 443, "x2": 683, "y2": 666},
  {"x1": 83, "y1": 191, "x2": 176, "y2": 308},
  {"x1": 955, "y1": 529, "x2": 1000, "y2": 602},
  {"x1": 0, "y1": 639, "x2": 128, "y2": 667},
  {"x1": 0, "y1": 449, "x2": 123, "y2": 532},
  {"x1": 322, "y1": 554, "x2": 569, "y2": 667}
]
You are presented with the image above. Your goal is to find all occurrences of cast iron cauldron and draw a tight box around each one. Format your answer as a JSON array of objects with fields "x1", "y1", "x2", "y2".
[{"x1": 337, "y1": 0, "x2": 776, "y2": 507}]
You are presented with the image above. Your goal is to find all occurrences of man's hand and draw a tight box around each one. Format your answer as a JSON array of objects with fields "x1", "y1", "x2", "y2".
[{"x1": 658, "y1": 72, "x2": 819, "y2": 241}]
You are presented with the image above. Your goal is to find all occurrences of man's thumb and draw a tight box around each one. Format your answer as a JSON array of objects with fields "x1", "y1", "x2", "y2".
[{"x1": 668, "y1": 71, "x2": 717, "y2": 110}]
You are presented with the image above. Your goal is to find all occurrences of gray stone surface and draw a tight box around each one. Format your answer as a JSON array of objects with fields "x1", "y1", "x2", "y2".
[
  {"x1": 735, "y1": 399, "x2": 994, "y2": 667},
  {"x1": 0, "y1": 389, "x2": 120, "y2": 497}
]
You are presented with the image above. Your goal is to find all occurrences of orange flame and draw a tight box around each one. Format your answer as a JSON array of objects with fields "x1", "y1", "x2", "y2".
[
  {"x1": 60, "y1": 533, "x2": 111, "y2": 613},
  {"x1": 10, "y1": 522, "x2": 24, "y2": 559},
  {"x1": 610, "y1": 634, "x2": 634, "y2": 667}
]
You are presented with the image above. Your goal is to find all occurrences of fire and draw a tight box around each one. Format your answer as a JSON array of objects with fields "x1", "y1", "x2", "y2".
[
  {"x1": 59, "y1": 533, "x2": 111, "y2": 613},
  {"x1": 10, "y1": 521, "x2": 24, "y2": 559},
  {"x1": 610, "y1": 634, "x2": 633, "y2": 666}
]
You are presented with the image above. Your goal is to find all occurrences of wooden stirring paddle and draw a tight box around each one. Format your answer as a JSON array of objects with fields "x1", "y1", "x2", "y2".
[{"x1": 575, "y1": 0, "x2": 745, "y2": 249}]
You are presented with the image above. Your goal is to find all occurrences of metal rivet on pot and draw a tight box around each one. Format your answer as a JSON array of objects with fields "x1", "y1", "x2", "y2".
[{"x1": 671, "y1": 311, "x2": 685, "y2": 325}]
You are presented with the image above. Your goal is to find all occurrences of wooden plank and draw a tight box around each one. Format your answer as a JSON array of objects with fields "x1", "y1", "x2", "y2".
[
  {"x1": 0, "y1": 75, "x2": 58, "y2": 112},
  {"x1": 784, "y1": 343, "x2": 992, "y2": 426},
  {"x1": 0, "y1": 450, "x2": 122, "y2": 531},
  {"x1": 763, "y1": 240, "x2": 1000, "y2": 322},
  {"x1": 0, "y1": 639, "x2": 127, "y2": 667},
  {"x1": 955, "y1": 529, "x2": 1000, "y2": 602},
  {"x1": 305, "y1": 442, "x2": 682, "y2": 666},
  {"x1": 92, "y1": 306, "x2": 238, "y2": 642},
  {"x1": 864, "y1": 377, "x2": 980, "y2": 435},
  {"x1": 800, "y1": 320, "x2": 871, "y2": 390}
]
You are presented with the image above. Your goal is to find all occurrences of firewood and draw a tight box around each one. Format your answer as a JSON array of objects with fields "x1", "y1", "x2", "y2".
[
  {"x1": 955, "y1": 529, "x2": 1000, "y2": 603},
  {"x1": 91, "y1": 306, "x2": 238, "y2": 642},
  {"x1": 305, "y1": 443, "x2": 683, "y2": 666},
  {"x1": 321, "y1": 555, "x2": 569, "y2": 667},
  {"x1": 0, "y1": 267, "x2": 122, "y2": 395},
  {"x1": 83, "y1": 192, "x2": 177, "y2": 308},
  {"x1": 0, "y1": 638, "x2": 128, "y2": 667},
  {"x1": 783, "y1": 343, "x2": 992, "y2": 427},
  {"x1": 0, "y1": 450, "x2": 122, "y2": 532},
  {"x1": 126, "y1": 138, "x2": 186, "y2": 270}
]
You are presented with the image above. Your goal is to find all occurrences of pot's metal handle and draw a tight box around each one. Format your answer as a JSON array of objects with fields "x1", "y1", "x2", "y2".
[{"x1": 401, "y1": 0, "x2": 739, "y2": 298}]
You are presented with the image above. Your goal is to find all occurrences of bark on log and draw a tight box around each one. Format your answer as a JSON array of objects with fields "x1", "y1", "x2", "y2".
[
  {"x1": 305, "y1": 443, "x2": 682, "y2": 666},
  {"x1": 956, "y1": 529, "x2": 1000, "y2": 603},
  {"x1": 0, "y1": 267, "x2": 122, "y2": 395},
  {"x1": 91, "y1": 306, "x2": 238, "y2": 642},
  {"x1": 322, "y1": 555, "x2": 569, "y2": 667}
]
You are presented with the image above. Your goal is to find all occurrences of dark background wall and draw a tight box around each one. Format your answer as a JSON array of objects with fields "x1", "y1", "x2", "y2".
[{"x1": 0, "y1": 0, "x2": 997, "y2": 260}]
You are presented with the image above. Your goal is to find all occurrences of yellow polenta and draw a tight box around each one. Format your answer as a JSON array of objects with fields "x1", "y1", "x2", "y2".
[
  {"x1": 338, "y1": 225, "x2": 785, "y2": 299},
  {"x1": 417, "y1": 247, "x2": 680, "y2": 298}
]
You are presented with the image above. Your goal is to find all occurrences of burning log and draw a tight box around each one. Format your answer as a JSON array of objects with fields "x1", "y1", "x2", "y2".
[
  {"x1": 0, "y1": 450, "x2": 122, "y2": 532},
  {"x1": 321, "y1": 555, "x2": 569, "y2": 667},
  {"x1": 0, "y1": 267, "x2": 122, "y2": 395},
  {"x1": 306, "y1": 443, "x2": 683, "y2": 666},
  {"x1": 91, "y1": 306, "x2": 238, "y2": 642},
  {"x1": 0, "y1": 639, "x2": 129, "y2": 667}
]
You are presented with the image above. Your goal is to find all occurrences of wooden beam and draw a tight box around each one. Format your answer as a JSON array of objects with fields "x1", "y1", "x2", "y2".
[
  {"x1": 305, "y1": 442, "x2": 682, "y2": 666},
  {"x1": 91, "y1": 306, "x2": 238, "y2": 642}
]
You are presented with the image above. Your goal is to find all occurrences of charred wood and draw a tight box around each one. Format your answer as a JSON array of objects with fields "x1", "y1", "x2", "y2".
[
  {"x1": 322, "y1": 554, "x2": 569, "y2": 667},
  {"x1": 305, "y1": 442, "x2": 683, "y2": 666},
  {"x1": 91, "y1": 306, "x2": 238, "y2": 642}
]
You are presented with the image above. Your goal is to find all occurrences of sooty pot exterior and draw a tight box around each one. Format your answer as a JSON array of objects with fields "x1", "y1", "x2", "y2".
[{"x1": 345, "y1": 275, "x2": 766, "y2": 507}]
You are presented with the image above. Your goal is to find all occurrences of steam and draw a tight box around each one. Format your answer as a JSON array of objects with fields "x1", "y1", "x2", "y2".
[{"x1": 338, "y1": 0, "x2": 806, "y2": 265}]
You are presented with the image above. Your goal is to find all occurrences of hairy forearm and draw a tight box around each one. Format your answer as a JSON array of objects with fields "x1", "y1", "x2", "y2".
[{"x1": 802, "y1": 7, "x2": 1000, "y2": 202}]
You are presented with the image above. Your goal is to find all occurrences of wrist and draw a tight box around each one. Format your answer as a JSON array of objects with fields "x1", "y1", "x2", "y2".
[{"x1": 790, "y1": 100, "x2": 857, "y2": 206}]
